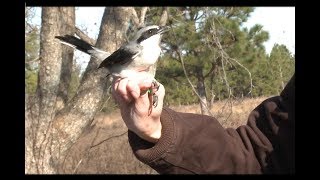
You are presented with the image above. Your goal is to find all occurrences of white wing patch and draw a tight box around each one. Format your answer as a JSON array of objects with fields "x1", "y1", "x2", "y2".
[
  {"x1": 93, "y1": 47, "x2": 109, "y2": 54},
  {"x1": 59, "y1": 41, "x2": 77, "y2": 49},
  {"x1": 132, "y1": 50, "x2": 141, "y2": 59}
]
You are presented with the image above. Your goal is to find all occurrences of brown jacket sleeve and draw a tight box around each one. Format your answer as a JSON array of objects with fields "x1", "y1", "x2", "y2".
[{"x1": 128, "y1": 74, "x2": 295, "y2": 174}]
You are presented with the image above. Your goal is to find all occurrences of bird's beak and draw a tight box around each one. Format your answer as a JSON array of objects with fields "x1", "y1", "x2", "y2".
[{"x1": 158, "y1": 26, "x2": 170, "y2": 34}]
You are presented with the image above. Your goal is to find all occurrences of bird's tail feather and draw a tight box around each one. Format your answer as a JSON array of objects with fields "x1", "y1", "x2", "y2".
[{"x1": 55, "y1": 35, "x2": 110, "y2": 60}]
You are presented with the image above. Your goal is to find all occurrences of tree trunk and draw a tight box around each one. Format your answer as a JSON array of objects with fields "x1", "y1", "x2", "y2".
[
  {"x1": 56, "y1": 7, "x2": 75, "y2": 110},
  {"x1": 25, "y1": 7, "x2": 62, "y2": 174},
  {"x1": 25, "y1": 7, "x2": 133, "y2": 174},
  {"x1": 51, "y1": 7, "x2": 132, "y2": 172},
  {"x1": 196, "y1": 68, "x2": 210, "y2": 115},
  {"x1": 148, "y1": 7, "x2": 169, "y2": 77},
  {"x1": 158, "y1": 7, "x2": 169, "y2": 26}
]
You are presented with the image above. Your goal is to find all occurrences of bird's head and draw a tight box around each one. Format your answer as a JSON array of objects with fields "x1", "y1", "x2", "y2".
[{"x1": 134, "y1": 25, "x2": 170, "y2": 46}]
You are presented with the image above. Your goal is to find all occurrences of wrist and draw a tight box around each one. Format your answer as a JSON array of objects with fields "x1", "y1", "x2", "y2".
[
  {"x1": 139, "y1": 118, "x2": 162, "y2": 143},
  {"x1": 148, "y1": 121, "x2": 162, "y2": 143}
]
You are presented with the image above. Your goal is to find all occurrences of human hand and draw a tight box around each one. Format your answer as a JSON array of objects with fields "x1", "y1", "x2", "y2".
[{"x1": 112, "y1": 76, "x2": 165, "y2": 143}]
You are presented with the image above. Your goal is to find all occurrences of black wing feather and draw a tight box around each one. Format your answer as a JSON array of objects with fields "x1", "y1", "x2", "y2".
[
  {"x1": 55, "y1": 35, "x2": 94, "y2": 54},
  {"x1": 98, "y1": 43, "x2": 142, "y2": 69}
]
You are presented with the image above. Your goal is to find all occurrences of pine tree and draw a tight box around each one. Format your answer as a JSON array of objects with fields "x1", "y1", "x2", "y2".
[
  {"x1": 156, "y1": 7, "x2": 271, "y2": 113},
  {"x1": 268, "y1": 44, "x2": 295, "y2": 95}
]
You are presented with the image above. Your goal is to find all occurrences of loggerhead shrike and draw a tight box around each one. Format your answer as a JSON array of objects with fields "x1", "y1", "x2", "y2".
[{"x1": 55, "y1": 25, "x2": 169, "y2": 113}]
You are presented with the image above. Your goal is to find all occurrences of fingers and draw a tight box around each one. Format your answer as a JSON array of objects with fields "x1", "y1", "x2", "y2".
[
  {"x1": 127, "y1": 80, "x2": 140, "y2": 99},
  {"x1": 112, "y1": 78, "x2": 149, "y2": 103},
  {"x1": 139, "y1": 79, "x2": 154, "y2": 93},
  {"x1": 120, "y1": 79, "x2": 153, "y2": 100},
  {"x1": 111, "y1": 78, "x2": 131, "y2": 106},
  {"x1": 112, "y1": 77, "x2": 164, "y2": 107},
  {"x1": 118, "y1": 78, "x2": 133, "y2": 102}
]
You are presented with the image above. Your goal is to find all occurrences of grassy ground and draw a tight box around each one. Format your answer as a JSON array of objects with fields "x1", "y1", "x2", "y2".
[
  {"x1": 61, "y1": 96, "x2": 269, "y2": 174},
  {"x1": 171, "y1": 96, "x2": 267, "y2": 128}
]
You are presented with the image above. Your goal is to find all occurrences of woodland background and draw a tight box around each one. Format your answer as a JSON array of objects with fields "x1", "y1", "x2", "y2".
[{"x1": 25, "y1": 7, "x2": 295, "y2": 174}]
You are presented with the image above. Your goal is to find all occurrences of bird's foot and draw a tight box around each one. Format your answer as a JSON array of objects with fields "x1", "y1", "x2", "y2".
[
  {"x1": 148, "y1": 80, "x2": 160, "y2": 115},
  {"x1": 150, "y1": 80, "x2": 160, "y2": 95}
]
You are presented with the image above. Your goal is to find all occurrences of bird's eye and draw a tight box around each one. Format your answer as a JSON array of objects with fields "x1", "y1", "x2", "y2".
[{"x1": 148, "y1": 30, "x2": 153, "y2": 34}]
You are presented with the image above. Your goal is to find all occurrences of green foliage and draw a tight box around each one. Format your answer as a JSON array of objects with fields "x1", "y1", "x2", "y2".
[
  {"x1": 25, "y1": 29, "x2": 39, "y2": 67},
  {"x1": 25, "y1": 70, "x2": 38, "y2": 94},
  {"x1": 25, "y1": 6, "x2": 295, "y2": 108},
  {"x1": 25, "y1": 7, "x2": 40, "y2": 96},
  {"x1": 153, "y1": 7, "x2": 294, "y2": 105},
  {"x1": 267, "y1": 44, "x2": 295, "y2": 94}
]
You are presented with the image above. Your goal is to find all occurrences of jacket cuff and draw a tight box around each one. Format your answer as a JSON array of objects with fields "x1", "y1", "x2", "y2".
[{"x1": 128, "y1": 107, "x2": 175, "y2": 164}]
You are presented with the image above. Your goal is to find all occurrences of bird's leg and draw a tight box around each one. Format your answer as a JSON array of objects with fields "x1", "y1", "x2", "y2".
[
  {"x1": 147, "y1": 80, "x2": 160, "y2": 115},
  {"x1": 151, "y1": 80, "x2": 160, "y2": 107}
]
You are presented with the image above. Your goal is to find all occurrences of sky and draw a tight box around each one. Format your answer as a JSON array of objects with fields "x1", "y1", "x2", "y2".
[
  {"x1": 31, "y1": 7, "x2": 295, "y2": 70},
  {"x1": 242, "y1": 7, "x2": 295, "y2": 55}
]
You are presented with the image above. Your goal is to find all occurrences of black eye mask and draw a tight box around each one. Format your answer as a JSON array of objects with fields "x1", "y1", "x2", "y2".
[{"x1": 137, "y1": 28, "x2": 160, "y2": 43}]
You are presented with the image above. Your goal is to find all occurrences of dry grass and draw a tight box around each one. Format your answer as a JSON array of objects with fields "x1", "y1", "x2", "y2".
[
  {"x1": 170, "y1": 96, "x2": 267, "y2": 128},
  {"x1": 61, "y1": 96, "x2": 268, "y2": 174},
  {"x1": 59, "y1": 111, "x2": 157, "y2": 174}
]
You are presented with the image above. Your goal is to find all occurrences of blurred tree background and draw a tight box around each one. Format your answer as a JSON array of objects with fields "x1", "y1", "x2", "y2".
[
  {"x1": 25, "y1": 6, "x2": 295, "y2": 174},
  {"x1": 26, "y1": 7, "x2": 295, "y2": 109},
  {"x1": 154, "y1": 7, "x2": 294, "y2": 109},
  {"x1": 25, "y1": 7, "x2": 40, "y2": 94},
  {"x1": 25, "y1": 7, "x2": 82, "y2": 99}
]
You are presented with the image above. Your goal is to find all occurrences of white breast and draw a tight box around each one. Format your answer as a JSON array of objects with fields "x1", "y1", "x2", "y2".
[
  {"x1": 139, "y1": 34, "x2": 162, "y2": 65},
  {"x1": 112, "y1": 34, "x2": 162, "y2": 78}
]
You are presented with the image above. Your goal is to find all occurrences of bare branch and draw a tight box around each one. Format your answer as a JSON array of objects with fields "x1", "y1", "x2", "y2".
[
  {"x1": 139, "y1": 7, "x2": 148, "y2": 26},
  {"x1": 131, "y1": 8, "x2": 139, "y2": 27},
  {"x1": 72, "y1": 127, "x2": 101, "y2": 174},
  {"x1": 211, "y1": 15, "x2": 253, "y2": 95},
  {"x1": 215, "y1": 17, "x2": 236, "y2": 42},
  {"x1": 170, "y1": 25, "x2": 213, "y2": 116},
  {"x1": 131, "y1": 7, "x2": 148, "y2": 27},
  {"x1": 204, "y1": 62, "x2": 216, "y2": 78},
  {"x1": 158, "y1": 7, "x2": 168, "y2": 26},
  {"x1": 203, "y1": 7, "x2": 253, "y2": 100},
  {"x1": 90, "y1": 131, "x2": 127, "y2": 149},
  {"x1": 220, "y1": 53, "x2": 232, "y2": 96},
  {"x1": 177, "y1": 50, "x2": 213, "y2": 116},
  {"x1": 72, "y1": 159, "x2": 83, "y2": 174},
  {"x1": 217, "y1": 96, "x2": 234, "y2": 122},
  {"x1": 75, "y1": 27, "x2": 96, "y2": 45},
  {"x1": 25, "y1": 57, "x2": 40, "y2": 64}
]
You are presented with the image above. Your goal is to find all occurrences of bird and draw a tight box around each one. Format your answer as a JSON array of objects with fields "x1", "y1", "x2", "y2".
[{"x1": 55, "y1": 25, "x2": 169, "y2": 114}]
